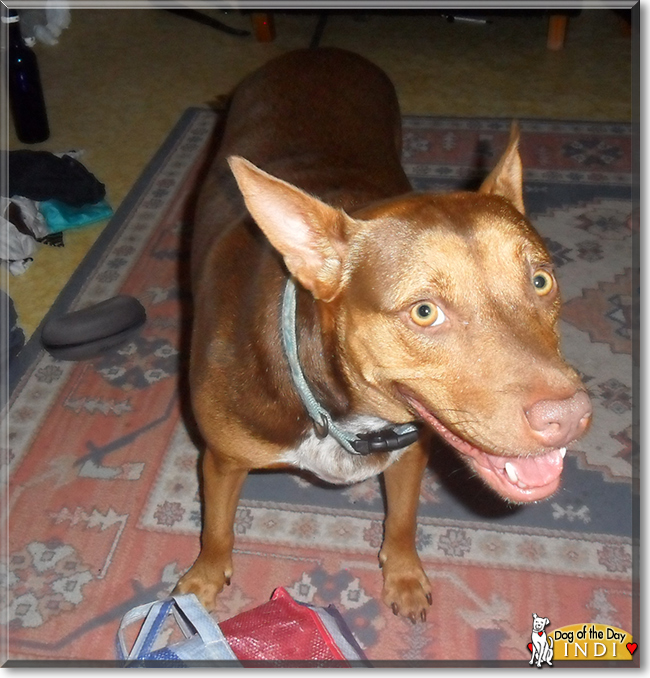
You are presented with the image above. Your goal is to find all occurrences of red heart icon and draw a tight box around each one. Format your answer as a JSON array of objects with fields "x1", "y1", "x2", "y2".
[
  {"x1": 538, "y1": 631, "x2": 544, "y2": 636},
  {"x1": 627, "y1": 643, "x2": 637, "y2": 656},
  {"x1": 527, "y1": 643, "x2": 533, "y2": 653}
]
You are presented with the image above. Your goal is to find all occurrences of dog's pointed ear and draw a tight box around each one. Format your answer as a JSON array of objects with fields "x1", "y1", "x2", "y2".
[
  {"x1": 228, "y1": 156, "x2": 349, "y2": 302},
  {"x1": 479, "y1": 121, "x2": 525, "y2": 214}
]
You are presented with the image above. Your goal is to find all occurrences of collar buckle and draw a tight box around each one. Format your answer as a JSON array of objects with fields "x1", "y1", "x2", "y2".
[{"x1": 351, "y1": 425, "x2": 421, "y2": 455}]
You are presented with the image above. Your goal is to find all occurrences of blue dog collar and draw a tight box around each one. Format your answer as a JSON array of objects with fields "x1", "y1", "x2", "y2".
[{"x1": 280, "y1": 277, "x2": 420, "y2": 456}]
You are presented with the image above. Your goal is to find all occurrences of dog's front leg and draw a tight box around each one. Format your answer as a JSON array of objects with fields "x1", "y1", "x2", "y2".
[
  {"x1": 174, "y1": 449, "x2": 248, "y2": 610},
  {"x1": 379, "y1": 437, "x2": 432, "y2": 623}
]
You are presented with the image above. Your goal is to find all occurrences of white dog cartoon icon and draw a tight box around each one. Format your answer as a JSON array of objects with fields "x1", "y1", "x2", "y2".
[{"x1": 529, "y1": 613, "x2": 554, "y2": 667}]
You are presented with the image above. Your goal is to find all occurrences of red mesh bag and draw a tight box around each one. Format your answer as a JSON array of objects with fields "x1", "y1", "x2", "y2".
[{"x1": 220, "y1": 587, "x2": 368, "y2": 666}]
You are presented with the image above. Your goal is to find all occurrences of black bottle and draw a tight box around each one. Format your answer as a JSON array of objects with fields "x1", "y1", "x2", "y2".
[{"x1": 3, "y1": 9, "x2": 50, "y2": 144}]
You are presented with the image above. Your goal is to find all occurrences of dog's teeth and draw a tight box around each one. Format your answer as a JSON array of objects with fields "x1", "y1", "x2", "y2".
[
  {"x1": 560, "y1": 447, "x2": 567, "y2": 458},
  {"x1": 505, "y1": 462, "x2": 519, "y2": 484}
]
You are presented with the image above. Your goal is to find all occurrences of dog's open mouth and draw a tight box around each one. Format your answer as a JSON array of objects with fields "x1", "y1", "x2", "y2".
[{"x1": 402, "y1": 392, "x2": 565, "y2": 503}]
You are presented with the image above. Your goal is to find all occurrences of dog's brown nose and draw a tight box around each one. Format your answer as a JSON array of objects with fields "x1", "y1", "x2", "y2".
[{"x1": 525, "y1": 391, "x2": 592, "y2": 448}]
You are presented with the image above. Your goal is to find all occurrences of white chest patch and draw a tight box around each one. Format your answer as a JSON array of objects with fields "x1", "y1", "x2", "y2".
[{"x1": 278, "y1": 415, "x2": 409, "y2": 485}]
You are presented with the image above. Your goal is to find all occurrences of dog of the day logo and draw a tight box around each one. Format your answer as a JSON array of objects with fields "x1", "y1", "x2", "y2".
[
  {"x1": 528, "y1": 613, "x2": 554, "y2": 667},
  {"x1": 527, "y1": 613, "x2": 636, "y2": 664}
]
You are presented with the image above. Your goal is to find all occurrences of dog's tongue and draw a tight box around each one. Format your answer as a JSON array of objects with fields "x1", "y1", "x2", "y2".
[{"x1": 487, "y1": 451, "x2": 563, "y2": 488}]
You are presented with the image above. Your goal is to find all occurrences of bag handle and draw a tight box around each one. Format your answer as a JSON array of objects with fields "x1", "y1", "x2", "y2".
[
  {"x1": 117, "y1": 594, "x2": 228, "y2": 661},
  {"x1": 170, "y1": 593, "x2": 227, "y2": 645},
  {"x1": 117, "y1": 599, "x2": 173, "y2": 660}
]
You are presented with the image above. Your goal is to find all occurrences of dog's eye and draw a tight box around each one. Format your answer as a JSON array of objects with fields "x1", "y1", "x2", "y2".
[
  {"x1": 532, "y1": 270, "x2": 554, "y2": 296},
  {"x1": 410, "y1": 302, "x2": 446, "y2": 327}
]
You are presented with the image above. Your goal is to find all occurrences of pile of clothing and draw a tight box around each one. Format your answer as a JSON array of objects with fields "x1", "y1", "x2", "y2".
[{"x1": 1, "y1": 150, "x2": 112, "y2": 274}]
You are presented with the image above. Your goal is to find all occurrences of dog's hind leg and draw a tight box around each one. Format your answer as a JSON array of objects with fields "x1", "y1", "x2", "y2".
[
  {"x1": 379, "y1": 437, "x2": 432, "y2": 623},
  {"x1": 174, "y1": 449, "x2": 248, "y2": 610}
]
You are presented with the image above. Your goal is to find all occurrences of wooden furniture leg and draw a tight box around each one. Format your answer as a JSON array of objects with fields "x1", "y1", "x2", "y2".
[
  {"x1": 547, "y1": 14, "x2": 568, "y2": 50},
  {"x1": 252, "y1": 13, "x2": 275, "y2": 42}
]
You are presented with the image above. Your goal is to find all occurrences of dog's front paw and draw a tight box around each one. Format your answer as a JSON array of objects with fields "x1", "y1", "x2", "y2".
[
  {"x1": 380, "y1": 556, "x2": 432, "y2": 623},
  {"x1": 173, "y1": 555, "x2": 232, "y2": 611}
]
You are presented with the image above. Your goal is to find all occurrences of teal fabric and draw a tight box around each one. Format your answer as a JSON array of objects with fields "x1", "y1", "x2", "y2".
[{"x1": 40, "y1": 198, "x2": 112, "y2": 231}]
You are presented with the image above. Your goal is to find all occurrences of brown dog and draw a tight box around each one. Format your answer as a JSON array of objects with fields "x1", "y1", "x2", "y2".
[{"x1": 175, "y1": 48, "x2": 592, "y2": 623}]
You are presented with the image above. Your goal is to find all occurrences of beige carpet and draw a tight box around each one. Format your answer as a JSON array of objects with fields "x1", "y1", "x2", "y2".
[{"x1": 4, "y1": 8, "x2": 633, "y2": 337}]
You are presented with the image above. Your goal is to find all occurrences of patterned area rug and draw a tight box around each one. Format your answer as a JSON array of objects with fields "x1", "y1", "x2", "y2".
[{"x1": 3, "y1": 110, "x2": 637, "y2": 665}]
